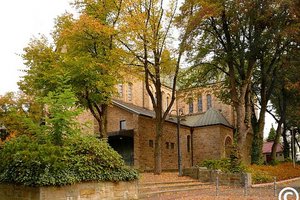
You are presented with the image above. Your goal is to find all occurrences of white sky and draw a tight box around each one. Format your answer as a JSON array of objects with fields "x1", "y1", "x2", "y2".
[
  {"x1": 0, "y1": 0, "x2": 74, "y2": 95},
  {"x1": 0, "y1": 0, "x2": 275, "y2": 136}
]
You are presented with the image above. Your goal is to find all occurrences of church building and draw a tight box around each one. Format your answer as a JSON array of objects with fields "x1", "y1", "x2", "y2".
[{"x1": 99, "y1": 76, "x2": 235, "y2": 171}]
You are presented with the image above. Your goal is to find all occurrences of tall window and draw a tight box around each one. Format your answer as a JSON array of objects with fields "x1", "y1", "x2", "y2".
[
  {"x1": 118, "y1": 84, "x2": 123, "y2": 97},
  {"x1": 197, "y1": 95, "x2": 203, "y2": 112},
  {"x1": 207, "y1": 94, "x2": 212, "y2": 109},
  {"x1": 166, "y1": 96, "x2": 170, "y2": 108},
  {"x1": 187, "y1": 135, "x2": 191, "y2": 152},
  {"x1": 188, "y1": 98, "x2": 193, "y2": 114},
  {"x1": 127, "y1": 83, "x2": 133, "y2": 101}
]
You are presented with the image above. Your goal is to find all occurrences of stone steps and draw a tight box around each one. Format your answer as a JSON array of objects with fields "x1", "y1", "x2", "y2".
[{"x1": 139, "y1": 179, "x2": 211, "y2": 199}]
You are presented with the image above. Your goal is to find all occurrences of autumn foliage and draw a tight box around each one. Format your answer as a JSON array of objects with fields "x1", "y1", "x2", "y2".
[{"x1": 248, "y1": 163, "x2": 300, "y2": 184}]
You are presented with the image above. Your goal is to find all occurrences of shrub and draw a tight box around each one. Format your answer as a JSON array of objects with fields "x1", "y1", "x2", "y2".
[
  {"x1": 248, "y1": 162, "x2": 300, "y2": 183},
  {"x1": 198, "y1": 158, "x2": 245, "y2": 173},
  {"x1": 0, "y1": 134, "x2": 138, "y2": 186},
  {"x1": 246, "y1": 167, "x2": 273, "y2": 184}
]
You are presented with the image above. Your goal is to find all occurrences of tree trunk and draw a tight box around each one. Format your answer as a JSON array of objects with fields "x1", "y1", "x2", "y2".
[
  {"x1": 154, "y1": 119, "x2": 163, "y2": 174},
  {"x1": 100, "y1": 104, "x2": 108, "y2": 138},
  {"x1": 236, "y1": 103, "x2": 248, "y2": 161},
  {"x1": 271, "y1": 119, "x2": 283, "y2": 162},
  {"x1": 251, "y1": 108, "x2": 266, "y2": 164},
  {"x1": 282, "y1": 124, "x2": 290, "y2": 159}
]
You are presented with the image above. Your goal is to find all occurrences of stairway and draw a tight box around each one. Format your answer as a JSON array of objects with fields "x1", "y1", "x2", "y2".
[{"x1": 138, "y1": 178, "x2": 211, "y2": 199}]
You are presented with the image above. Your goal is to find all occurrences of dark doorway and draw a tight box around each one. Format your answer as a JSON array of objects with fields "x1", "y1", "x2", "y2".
[{"x1": 108, "y1": 135, "x2": 134, "y2": 166}]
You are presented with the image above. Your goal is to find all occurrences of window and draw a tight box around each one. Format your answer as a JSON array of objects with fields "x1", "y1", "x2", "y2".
[
  {"x1": 197, "y1": 95, "x2": 203, "y2": 112},
  {"x1": 207, "y1": 94, "x2": 212, "y2": 109},
  {"x1": 166, "y1": 142, "x2": 169, "y2": 149},
  {"x1": 118, "y1": 84, "x2": 123, "y2": 97},
  {"x1": 166, "y1": 96, "x2": 170, "y2": 108},
  {"x1": 224, "y1": 136, "x2": 233, "y2": 158},
  {"x1": 188, "y1": 98, "x2": 193, "y2": 114},
  {"x1": 149, "y1": 140, "x2": 154, "y2": 148},
  {"x1": 171, "y1": 143, "x2": 175, "y2": 149},
  {"x1": 128, "y1": 83, "x2": 133, "y2": 101},
  {"x1": 120, "y1": 120, "x2": 126, "y2": 130},
  {"x1": 187, "y1": 135, "x2": 191, "y2": 152}
]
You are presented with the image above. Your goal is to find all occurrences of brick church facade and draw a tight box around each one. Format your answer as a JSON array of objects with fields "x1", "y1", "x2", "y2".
[
  {"x1": 80, "y1": 76, "x2": 236, "y2": 171},
  {"x1": 97, "y1": 75, "x2": 236, "y2": 171}
]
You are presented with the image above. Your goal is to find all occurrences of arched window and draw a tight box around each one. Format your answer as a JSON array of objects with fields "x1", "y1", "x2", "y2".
[
  {"x1": 207, "y1": 94, "x2": 212, "y2": 109},
  {"x1": 118, "y1": 84, "x2": 123, "y2": 97},
  {"x1": 127, "y1": 83, "x2": 133, "y2": 101},
  {"x1": 224, "y1": 136, "x2": 233, "y2": 158},
  {"x1": 188, "y1": 98, "x2": 193, "y2": 114},
  {"x1": 197, "y1": 95, "x2": 203, "y2": 112}
]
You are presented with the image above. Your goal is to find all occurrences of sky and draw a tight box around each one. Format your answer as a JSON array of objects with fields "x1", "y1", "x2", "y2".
[
  {"x1": 0, "y1": 0, "x2": 275, "y2": 137},
  {"x1": 0, "y1": 0, "x2": 74, "y2": 95}
]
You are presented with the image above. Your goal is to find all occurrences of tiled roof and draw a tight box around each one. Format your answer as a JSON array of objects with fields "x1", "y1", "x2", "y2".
[
  {"x1": 112, "y1": 99, "x2": 232, "y2": 128},
  {"x1": 262, "y1": 141, "x2": 283, "y2": 154}
]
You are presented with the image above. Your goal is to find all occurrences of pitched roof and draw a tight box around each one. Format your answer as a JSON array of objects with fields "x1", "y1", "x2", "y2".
[
  {"x1": 112, "y1": 99, "x2": 155, "y2": 118},
  {"x1": 182, "y1": 108, "x2": 232, "y2": 128},
  {"x1": 112, "y1": 99, "x2": 233, "y2": 129},
  {"x1": 262, "y1": 141, "x2": 283, "y2": 154}
]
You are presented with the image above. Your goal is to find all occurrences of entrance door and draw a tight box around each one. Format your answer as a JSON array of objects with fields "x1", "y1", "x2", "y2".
[{"x1": 108, "y1": 135, "x2": 134, "y2": 166}]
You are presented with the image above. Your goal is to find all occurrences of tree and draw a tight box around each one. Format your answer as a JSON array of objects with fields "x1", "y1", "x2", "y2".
[
  {"x1": 267, "y1": 124, "x2": 276, "y2": 142},
  {"x1": 42, "y1": 83, "x2": 83, "y2": 145},
  {"x1": 19, "y1": 0, "x2": 123, "y2": 138},
  {"x1": 177, "y1": 0, "x2": 295, "y2": 162},
  {"x1": 117, "y1": 0, "x2": 189, "y2": 173},
  {"x1": 268, "y1": 45, "x2": 300, "y2": 162},
  {"x1": 0, "y1": 92, "x2": 42, "y2": 137}
]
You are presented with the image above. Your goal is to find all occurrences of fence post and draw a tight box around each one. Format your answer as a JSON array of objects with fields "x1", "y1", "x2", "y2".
[
  {"x1": 216, "y1": 171, "x2": 219, "y2": 196},
  {"x1": 244, "y1": 173, "x2": 248, "y2": 196},
  {"x1": 274, "y1": 177, "x2": 277, "y2": 197}
]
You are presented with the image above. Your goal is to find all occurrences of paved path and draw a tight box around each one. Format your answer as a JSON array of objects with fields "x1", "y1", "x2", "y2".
[
  {"x1": 139, "y1": 173, "x2": 300, "y2": 199},
  {"x1": 279, "y1": 179, "x2": 300, "y2": 187}
]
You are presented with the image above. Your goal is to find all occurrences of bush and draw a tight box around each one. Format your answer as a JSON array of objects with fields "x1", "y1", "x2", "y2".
[
  {"x1": 248, "y1": 162, "x2": 300, "y2": 183},
  {"x1": 0, "y1": 134, "x2": 138, "y2": 186},
  {"x1": 246, "y1": 167, "x2": 273, "y2": 184},
  {"x1": 198, "y1": 158, "x2": 245, "y2": 173}
]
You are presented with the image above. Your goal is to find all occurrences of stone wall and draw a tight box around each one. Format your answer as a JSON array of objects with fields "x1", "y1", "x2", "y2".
[
  {"x1": 0, "y1": 181, "x2": 138, "y2": 200},
  {"x1": 183, "y1": 167, "x2": 252, "y2": 187}
]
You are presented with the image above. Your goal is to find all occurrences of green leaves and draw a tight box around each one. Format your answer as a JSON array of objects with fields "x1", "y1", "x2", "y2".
[
  {"x1": 41, "y1": 84, "x2": 83, "y2": 145},
  {"x1": 0, "y1": 134, "x2": 138, "y2": 186}
]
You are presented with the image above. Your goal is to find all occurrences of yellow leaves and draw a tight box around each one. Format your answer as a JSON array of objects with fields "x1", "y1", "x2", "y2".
[
  {"x1": 160, "y1": 49, "x2": 177, "y2": 75},
  {"x1": 60, "y1": 14, "x2": 114, "y2": 44}
]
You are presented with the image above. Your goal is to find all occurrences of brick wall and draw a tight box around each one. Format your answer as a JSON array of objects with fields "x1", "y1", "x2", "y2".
[
  {"x1": 106, "y1": 105, "x2": 138, "y2": 133},
  {"x1": 193, "y1": 125, "x2": 233, "y2": 165},
  {"x1": 177, "y1": 86, "x2": 235, "y2": 126},
  {"x1": 0, "y1": 181, "x2": 138, "y2": 200},
  {"x1": 138, "y1": 116, "x2": 192, "y2": 171},
  {"x1": 76, "y1": 110, "x2": 95, "y2": 135}
]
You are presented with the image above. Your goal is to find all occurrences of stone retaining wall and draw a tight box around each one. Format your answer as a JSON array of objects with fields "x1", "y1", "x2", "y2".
[
  {"x1": 0, "y1": 181, "x2": 138, "y2": 200},
  {"x1": 183, "y1": 167, "x2": 252, "y2": 187}
]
